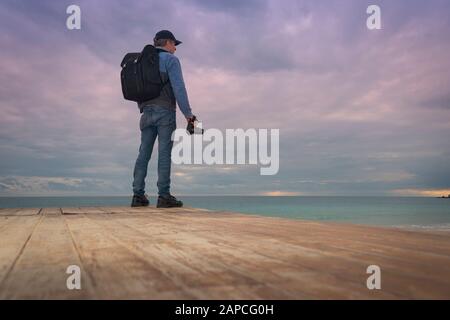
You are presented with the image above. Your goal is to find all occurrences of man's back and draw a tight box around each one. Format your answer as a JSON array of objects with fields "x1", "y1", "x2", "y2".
[{"x1": 138, "y1": 48, "x2": 193, "y2": 119}]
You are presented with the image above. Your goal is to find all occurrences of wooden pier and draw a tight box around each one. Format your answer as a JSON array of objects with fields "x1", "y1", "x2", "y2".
[{"x1": 0, "y1": 206, "x2": 449, "y2": 299}]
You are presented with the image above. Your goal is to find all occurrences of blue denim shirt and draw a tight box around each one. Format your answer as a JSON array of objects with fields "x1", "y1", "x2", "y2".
[{"x1": 138, "y1": 47, "x2": 193, "y2": 119}]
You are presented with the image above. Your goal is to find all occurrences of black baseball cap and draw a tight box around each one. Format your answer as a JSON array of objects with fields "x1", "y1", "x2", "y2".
[{"x1": 154, "y1": 30, "x2": 182, "y2": 46}]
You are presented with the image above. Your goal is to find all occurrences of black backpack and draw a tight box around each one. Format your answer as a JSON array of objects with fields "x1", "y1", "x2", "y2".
[{"x1": 120, "y1": 45, "x2": 168, "y2": 103}]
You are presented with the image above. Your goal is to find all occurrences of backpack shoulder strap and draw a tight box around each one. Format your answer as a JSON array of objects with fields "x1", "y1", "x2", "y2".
[{"x1": 155, "y1": 48, "x2": 170, "y2": 85}]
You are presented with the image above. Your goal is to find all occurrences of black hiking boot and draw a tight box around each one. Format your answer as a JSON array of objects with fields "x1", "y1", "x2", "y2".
[
  {"x1": 131, "y1": 194, "x2": 150, "y2": 207},
  {"x1": 157, "y1": 194, "x2": 183, "y2": 208}
]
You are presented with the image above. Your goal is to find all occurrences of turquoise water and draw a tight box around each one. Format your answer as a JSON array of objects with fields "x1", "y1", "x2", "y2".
[{"x1": 1, "y1": 196, "x2": 450, "y2": 229}]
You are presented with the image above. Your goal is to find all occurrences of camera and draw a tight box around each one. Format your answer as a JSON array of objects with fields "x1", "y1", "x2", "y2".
[{"x1": 186, "y1": 115, "x2": 204, "y2": 135}]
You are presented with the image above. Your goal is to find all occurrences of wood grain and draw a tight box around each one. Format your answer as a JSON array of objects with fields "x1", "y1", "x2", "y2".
[{"x1": 0, "y1": 206, "x2": 449, "y2": 299}]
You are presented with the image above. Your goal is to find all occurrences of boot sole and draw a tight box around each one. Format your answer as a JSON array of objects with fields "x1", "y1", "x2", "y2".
[
  {"x1": 131, "y1": 203, "x2": 150, "y2": 207},
  {"x1": 157, "y1": 203, "x2": 183, "y2": 208}
]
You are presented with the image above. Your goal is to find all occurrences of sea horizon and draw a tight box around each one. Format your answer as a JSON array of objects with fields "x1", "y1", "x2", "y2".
[{"x1": 1, "y1": 195, "x2": 449, "y2": 231}]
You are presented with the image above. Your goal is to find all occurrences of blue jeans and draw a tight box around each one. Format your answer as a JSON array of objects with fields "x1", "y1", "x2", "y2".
[{"x1": 132, "y1": 106, "x2": 176, "y2": 197}]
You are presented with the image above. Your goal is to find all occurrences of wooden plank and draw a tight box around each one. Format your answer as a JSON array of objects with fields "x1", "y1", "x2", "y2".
[
  {"x1": 82, "y1": 213, "x2": 396, "y2": 299},
  {"x1": 83, "y1": 214, "x2": 284, "y2": 298},
  {"x1": 146, "y1": 212, "x2": 450, "y2": 288},
  {"x1": 63, "y1": 213, "x2": 195, "y2": 299},
  {"x1": 0, "y1": 216, "x2": 42, "y2": 288},
  {"x1": 165, "y1": 213, "x2": 450, "y2": 261},
  {"x1": 93, "y1": 211, "x2": 450, "y2": 299},
  {"x1": 78, "y1": 207, "x2": 107, "y2": 214},
  {"x1": 0, "y1": 215, "x2": 15, "y2": 229},
  {"x1": 0, "y1": 209, "x2": 20, "y2": 216},
  {"x1": 94, "y1": 206, "x2": 135, "y2": 214},
  {"x1": 61, "y1": 207, "x2": 84, "y2": 215},
  {"x1": 0, "y1": 206, "x2": 449, "y2": 299},
  {"x1": 95, "y1": 206, "x2": 163, "y2": 214},
  {"x1": 0, "y1": 208, "x2": 41, "y2": 216},
  {"x1": 40, "y1": 207, "x2": 62, "y2": 215},
  {"x1": 14, "y1": 208, "x2": 41, "y2": 216},
  {"x1": 147, "y1": 211, "x2": 450, "y2": 255},
  {"x1": 99, "y1": 211, "x2": 228, "y2": 235},
  {"x1": 86, "y1": 209, "x2": 450, "y2": 268},
  {"x1": 0, "y1": 211, "x2": 94, "y2": 299}
]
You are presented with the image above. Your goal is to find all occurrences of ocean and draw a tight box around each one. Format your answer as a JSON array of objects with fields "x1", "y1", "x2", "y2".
[{"x1": 1, "y1": 196, "x2": 450, "y2": 230}]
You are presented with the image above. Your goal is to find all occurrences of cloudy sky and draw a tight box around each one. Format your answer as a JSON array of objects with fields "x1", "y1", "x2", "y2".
[{"x1": 0, "y1": 0, "x2": 449, "y2": 196}]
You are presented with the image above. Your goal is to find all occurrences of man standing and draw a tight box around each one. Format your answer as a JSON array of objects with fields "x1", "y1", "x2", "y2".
[{"x1": 131, "y1": 30, "x2": 195, "y2": 208}]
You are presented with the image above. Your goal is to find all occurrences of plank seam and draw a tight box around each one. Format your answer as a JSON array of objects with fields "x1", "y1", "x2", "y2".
[
  {"x1": 61, "y1": 208, "x2": 97, "y2": 288},
  {"x1": 0, "y1": 208, "x2": 42, "y2": 217},
  {"x1": 0, "y1": 214, "x2": 44, "y2": 287}
]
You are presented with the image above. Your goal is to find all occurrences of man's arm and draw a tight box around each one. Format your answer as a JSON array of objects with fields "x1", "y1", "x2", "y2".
[{"x1": 166, "y1": 55, "x2": 194, "y2": 119}]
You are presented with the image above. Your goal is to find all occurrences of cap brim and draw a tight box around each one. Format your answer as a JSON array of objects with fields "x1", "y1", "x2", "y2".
[{"x1": 175, "y1": 40, "x2": 182, "y2": 46}]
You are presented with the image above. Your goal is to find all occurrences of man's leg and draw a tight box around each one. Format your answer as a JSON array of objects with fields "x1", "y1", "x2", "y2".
[
  {"x1": 156, "y1": 118, "x2": 183, "y2": 208},
  {"x1": 156, "y1": 117, "x2": 176, "y2": 197},
  {"x1": 132, "y1": 125, "x2": 157, "y2": 196}
]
